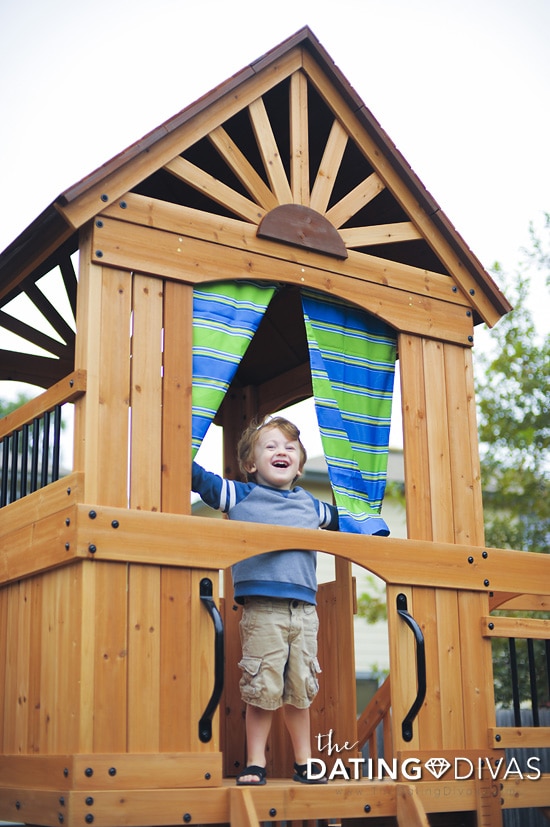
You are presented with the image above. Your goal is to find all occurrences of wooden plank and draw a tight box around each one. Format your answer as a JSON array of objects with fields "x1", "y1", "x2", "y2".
[
  {"x1": 422, "y1": 339, "x2": 454, "y2": 542},
  {"x1": 0, "y1": 752, "x2": 222, "y2": 790},
  {"x1": 0, "y1": 473, "x2": 81, "y2": 542},
  {"x1": 89, "y1": 562, "x2": 128, "y2": 752},
  {"x1": 398, "y1": 334, "x2": 432, "y2": 540},
  {"x1": 491, "y1": 593, "x2": 550, "y2": 612},
  {"x1": 396, "y1": 783, "x2": 430, "y2": 827},
  {"x1": 127, "y1": 564, "x2": 161, "y2": 752},
  {"x1": 27, "y1": 575, "x2": 43, "y2": 754},
  {"x1": 289, "y1": 71, "x2": 310, "y2": 205},
  {"x1": 91, "y1": 219, "x2": 475, "y2": 347},
  {"x1": 208, "y1": 125, "x2": 278, "y2": 211},
  {"x1": 65, "y1": 503, "x2": 550, "y2": 594},
  {"x1": 501, "y1": 775, "x2": 550, "y2": 809},
  {"x1": 129, "y1": 273, "x2": 163, "y2": 512},
  {"x1": 159, "y1": 568, "x2": 193, "y2": 752},
  {"x1": 161, "y1": 281, "x2": 193, "y2": 515},
  {"x1": 325, "y1": 171, "x2": 385, "y2": 229},
  {"x1": 165, "y1": 156, "x2": 266, "y2": 223},
  {"x1": 230, "y1": 786, "x2": 260, "y2": 826},
  {"x1": 0, "y1": 503, "x2": 76, "y2": 587},
  {"x1": 445, "y1": 343, "x2": 483, "y2": 546},
  {"x1": 435, "y1": 589, "x2": 465, "y2": 749},
  {"x1": 459, "y1": 592, "x2": 496, "y2": 749},
  {"x1": 490, "y1": 727, "x2": 550, "y2": 749},
  {"x1": 482, "y1": 615, "x2": 550, "y2": 639},
  {"x1": 248, "y1": 97, "x2": 293, "y2": 204},
  {"x1": 341, "y1": 221, "x2": 422, "y2": 248},
  {"x1": 38, "y1": 565, "x2": 82, "y2": 753},
  {"x1": 0, "y1": 371, "x2": 86, "y2": 440},
  {"x1": 309, "y1": 119, "x2": 348, "y2": 214},
  {"x1": 99, "y1": 192, "x2": 472, "y2": 309},
  {"x1": 356, "y1": 675, "x2": 391, "y2": 749}
]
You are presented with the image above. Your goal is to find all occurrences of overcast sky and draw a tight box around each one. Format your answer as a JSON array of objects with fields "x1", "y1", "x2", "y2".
[{"x1": 1, "y1": 0, "x2": 549, "y2": 453}]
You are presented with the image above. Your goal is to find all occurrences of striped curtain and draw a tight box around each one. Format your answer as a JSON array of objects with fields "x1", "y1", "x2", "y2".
[
  {"x1": 301, "y1": 289, "x2": 396, "y2": 535},
  {"x1": 191, "y1": 281, "x2": 276, "y2": 456}
]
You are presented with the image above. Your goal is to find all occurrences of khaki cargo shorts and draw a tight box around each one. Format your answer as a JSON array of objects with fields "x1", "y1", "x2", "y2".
[{"x1": 238, "y1": 596, "x2": 321, "y2": 710}]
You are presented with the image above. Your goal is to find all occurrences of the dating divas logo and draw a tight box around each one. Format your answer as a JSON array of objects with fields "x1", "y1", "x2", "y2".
[{"x1": 309, "y1": 730, "x2": 541, "y2": 782}]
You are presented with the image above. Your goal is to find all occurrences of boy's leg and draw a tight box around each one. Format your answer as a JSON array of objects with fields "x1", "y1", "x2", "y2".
[
  {"x1": 283, "y1": 703, "x2": 312, "y2": 766},
  {"x1": 239, "y1": 703, "x2": 274, "y2": 783}
]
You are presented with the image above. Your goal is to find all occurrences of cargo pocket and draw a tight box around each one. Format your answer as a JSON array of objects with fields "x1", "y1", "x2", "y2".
[
  {"x1": 238, "y1": 656, "x2": 263, "y2": 703},
  {"x1": 306, "y1": 657, "x2": 322, "y2": 701}
]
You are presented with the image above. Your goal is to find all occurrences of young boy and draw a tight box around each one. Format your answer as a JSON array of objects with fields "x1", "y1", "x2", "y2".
[{"x1": 192, "y1": 415, "x2": 355, "y2": 785}]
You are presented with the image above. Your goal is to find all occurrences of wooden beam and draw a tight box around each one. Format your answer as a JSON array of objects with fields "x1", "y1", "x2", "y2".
[
  {"x1": 100, "y1": 193, "x2": 471, "y2": 309},
  {"x1": 248, "y1": 97, "x2": 293, "y2": 204},
  {"x1": 325, "y1": 171, "x2": 385, "y2": 229},
  {"x1": 0, "y1": 370, "x2": 86, "y2": 439},
  {"x1": 208, "y1": 125, "x2": 278, "y2": 211},
  {"x1": 92, "y1": 215, "x2": 475, "y2": 347},
  {"x1": 289, "y1": 71, "x2": 310, "y2": 205},
  {"x1": 341, "y1": 221, "x2": 423, "y2": 247},
  {"x1": 164, "y1": 156, "x2": 266, "y2": 223},
  {"x1": 309, "y1": 119, "x2": 348, "y2": 214},
  {"x1": 396, "y1": 784, "x2": 430, "y2": 827}
]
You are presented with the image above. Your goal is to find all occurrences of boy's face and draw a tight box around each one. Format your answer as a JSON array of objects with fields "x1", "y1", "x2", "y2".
[{"x1": 247, "y1": 426, "x2": 303, "y2": 490}]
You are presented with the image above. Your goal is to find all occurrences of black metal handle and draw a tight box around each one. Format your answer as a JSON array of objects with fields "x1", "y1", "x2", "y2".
[
  {"x1": 198, "y1": 577, "x2": 224, "y2": 743},
  {"x1": 396, "y1": 593, "x2": 426, "y2": 742}
]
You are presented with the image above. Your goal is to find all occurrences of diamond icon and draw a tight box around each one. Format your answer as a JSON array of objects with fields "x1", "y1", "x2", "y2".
[{"x1": 425, "y1": 757, "x2": 452, "y2": 779}]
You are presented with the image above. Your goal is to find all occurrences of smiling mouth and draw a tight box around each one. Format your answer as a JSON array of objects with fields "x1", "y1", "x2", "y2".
[{"x1": 272, "y1": 460, "x2": 289, "y2": 468}]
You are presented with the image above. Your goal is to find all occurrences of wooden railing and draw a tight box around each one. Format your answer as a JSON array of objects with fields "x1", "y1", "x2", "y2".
[{"x1": 0, "y1": 370, "x2": 85, "y2": 507}]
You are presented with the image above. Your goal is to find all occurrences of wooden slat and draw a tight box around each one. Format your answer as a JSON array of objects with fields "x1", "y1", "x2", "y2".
[
  {"x1": 208, "y1": 125, "x2": 278, "y2": 211},
  {"x1": 435, "y1": 589, "x2": 465, "y2": 749},
  {"x1": 489, "y1": 727, "x2": 550, "y2": 749},
  {"x1": 459, "y1": 591, "x2": 496, "y2": 749},
  {"x1": 159, "y1": 568, "x2": 193, "y2": 752},
  {"x1": 0, "y1": 309, "x2": 67, "y2": 359},
  {"x1": 445, "y1": 343, "x2": 483, "y2": 546},
  {"x1": 38, "y1": 565, "x2": 82, "y2": 753},
  {"x1": 289, "y1": 71, "x2": 310, "y2": 205},
  {"x1": 0, "y1": 370, "x2": 86, "y2": 440},
  {"x1": 325, "y1": 172, "x2": 385, "y2": 229},
  {"x1": 127, "y1": 564, "x2": 161, "y2": 752},
  {"x1": 25, "y1": 282, "x2": 75, "y2": 346},
  {"x1": 92, "y1": 218, "x2": 475, "y2": 347},
  {"x1": 491, "y1": 593, "x2": 550, "y2": 612},
  {"x1": 422, "y1": 339, "x2": 454, "y2": 542},
  {"x1": 398, "y1": 334, "x2": 432, "y2": 540},
  {"x1": 99, "y1": 193, "x2": 472, "y2": 308},
  {"x1": 129, "y1": 273, "x2": 163, "y2": 512},
  {"x1": 483, "y1": 615, "x2": 550, "y2": 639},
  {"x1": 309, "y1": 119, "x2": 348, "y2": 214},
  {"x1": 89, "y1": 562, "x2": 128, "y2": 752},
  {"x1": 230, "y1": 787, "x2": 260, "y2": 827},
  {"x1": 341, "y1": 222, "x2": 422, "y2": 247},
  {"x1": 248, "y1": 97, "x2": 293, "y2": 204},
  {"x1": 165, "y1": 156, "x2": 266, "y2": 223},
  {"x1": 161, "y1": 281, "x2": 193, "y2": 515}
]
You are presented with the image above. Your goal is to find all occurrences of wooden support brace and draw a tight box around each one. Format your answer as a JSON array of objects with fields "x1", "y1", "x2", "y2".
[
  {"x1": 229, "y1": 786, "x2": 260, "y2": 827},
  {"x1": 396, "y1": 783, "x2": 430, "y2": 827}
]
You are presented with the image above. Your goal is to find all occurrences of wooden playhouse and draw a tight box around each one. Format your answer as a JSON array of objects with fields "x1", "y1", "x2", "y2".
[{"x1": 1, "y1": 26, "x2": 549, "y2": 827}]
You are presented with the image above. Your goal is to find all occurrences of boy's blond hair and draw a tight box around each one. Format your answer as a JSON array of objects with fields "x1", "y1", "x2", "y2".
[{"x1": 237, "y1": 416, "x2": 307, "y2": 481}]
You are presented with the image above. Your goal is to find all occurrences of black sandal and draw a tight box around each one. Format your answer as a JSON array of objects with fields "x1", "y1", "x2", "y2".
[
  {"x1": 236, "y1": 764, "x2": 267, "y2": 786},
  {"x1": 293, "y1": 761, "x2": 328, "y2": 784}
]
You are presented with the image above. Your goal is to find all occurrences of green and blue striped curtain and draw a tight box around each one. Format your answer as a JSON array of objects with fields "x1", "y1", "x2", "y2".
[
  {"x1": 301, "y1": 289, "x2": 396, "y2": 535},
  {"x1": 191, "y1": 282, "x2": 396, "y2": 535},
  {"x1": 191, "y1": 281, "x2": 276, "y2": 456}
]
